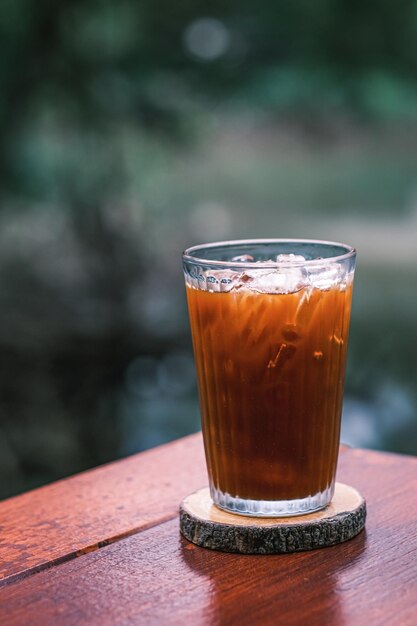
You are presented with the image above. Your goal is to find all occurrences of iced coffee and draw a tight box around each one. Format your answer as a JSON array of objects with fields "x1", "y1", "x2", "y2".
[{"x1": 183, "y1": 240, "x2": 356, "y2": 516}]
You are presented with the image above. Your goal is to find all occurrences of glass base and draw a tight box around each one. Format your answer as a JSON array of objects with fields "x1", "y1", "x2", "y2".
[{"x1": 210, "y1": 484, "x2": 334, "y2": 517}]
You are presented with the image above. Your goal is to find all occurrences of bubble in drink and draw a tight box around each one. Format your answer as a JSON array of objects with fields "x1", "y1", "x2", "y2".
[{"x1": 282, "y1": 323, "x2": 300, "y2": 341}]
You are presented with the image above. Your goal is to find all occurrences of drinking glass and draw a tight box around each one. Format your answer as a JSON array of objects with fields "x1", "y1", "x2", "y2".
[{"x1": 183, "y1": 239, "x2": 356, "y2": 516}]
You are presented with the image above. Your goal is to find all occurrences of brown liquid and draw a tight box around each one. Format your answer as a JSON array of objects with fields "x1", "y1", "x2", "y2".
[{"x1": 186, "y1": 283, "x2": 353, "y2": 501}]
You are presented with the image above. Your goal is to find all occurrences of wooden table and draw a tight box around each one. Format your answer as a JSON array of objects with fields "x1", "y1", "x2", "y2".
[{"x1": 0, "y1": 433, "x2": 416, "y2": 625}]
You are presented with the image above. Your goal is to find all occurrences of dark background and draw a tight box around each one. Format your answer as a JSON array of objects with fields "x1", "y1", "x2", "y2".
[{"x1": 1, "y1": 0, "x2": 417, "y2": 499}]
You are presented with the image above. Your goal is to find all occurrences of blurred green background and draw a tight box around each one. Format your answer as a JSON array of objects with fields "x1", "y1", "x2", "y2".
[{"x1": 1, "y1": 0, "x2": 417, "y2": 499}]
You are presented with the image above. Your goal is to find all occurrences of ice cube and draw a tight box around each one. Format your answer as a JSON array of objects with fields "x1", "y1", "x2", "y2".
[
  {"x1": 231, "y1": 254, "x2": 255, "y2": 262},
  {"x1": 241, "y1": 268, "x2": 306, "y2": 294},
  {"x1": 276, "y1": 254, "x2": 306, "y2": 264},
  {"x1": 308, "y1": 265, "x2": 342, "y2": 290}
]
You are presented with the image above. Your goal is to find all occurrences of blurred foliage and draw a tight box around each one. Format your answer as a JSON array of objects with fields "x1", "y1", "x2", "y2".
[{"x1": 1, "y1": 0, "x2": 417, "y2": 200}]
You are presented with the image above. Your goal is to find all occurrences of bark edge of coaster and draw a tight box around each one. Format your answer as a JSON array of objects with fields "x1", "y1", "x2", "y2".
[{"x1": 179, "y1": 482, "x2": 366, "y2": 554}]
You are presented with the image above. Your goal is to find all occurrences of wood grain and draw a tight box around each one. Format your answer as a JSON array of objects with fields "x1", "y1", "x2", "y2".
[
  {"x1": 0, "y1": 432, "x2": 207, "y2": 585},
  {"x1": 0, "y1": 448, "x2": 416, "y2": 625},
  {"x1": 180, "y1": 483, "x2": 366, "y2": 553},
  {"x1": 0, "y1": 435, "x2": 349, "y2": 587}
]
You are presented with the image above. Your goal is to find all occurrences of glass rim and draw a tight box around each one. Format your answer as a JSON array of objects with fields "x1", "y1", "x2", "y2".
[{"x1": 182, "y1": 238, "x2": 356, "y2": 269}]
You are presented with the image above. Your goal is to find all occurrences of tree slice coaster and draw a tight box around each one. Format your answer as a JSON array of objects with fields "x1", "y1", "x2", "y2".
[{"x1": 180, "y1": 483, "x2": 366, "y2": 554}]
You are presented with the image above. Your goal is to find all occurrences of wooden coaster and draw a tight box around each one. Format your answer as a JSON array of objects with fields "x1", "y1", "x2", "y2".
[{"x1": 180, "y1": 483, "x2": 366, "y2": 554}]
